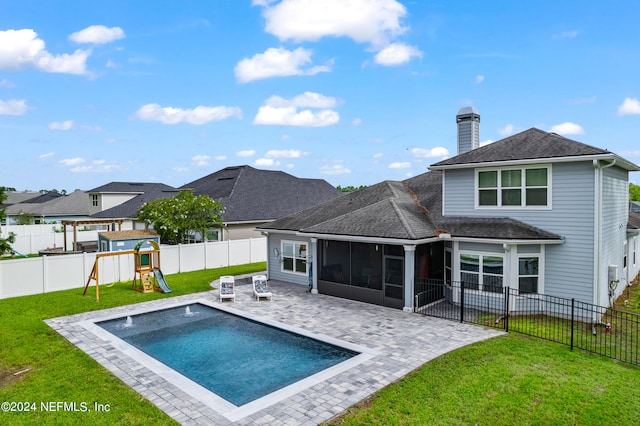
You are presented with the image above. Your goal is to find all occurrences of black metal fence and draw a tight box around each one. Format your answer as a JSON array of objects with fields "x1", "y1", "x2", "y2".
[{"x1": 414, "y1": 279, "x2": 640, "y2": 367}]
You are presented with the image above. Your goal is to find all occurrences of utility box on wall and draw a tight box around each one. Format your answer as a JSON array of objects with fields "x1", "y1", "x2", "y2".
[{"x1": 608, "y1": 264, "x2": 619, "y2": 283}]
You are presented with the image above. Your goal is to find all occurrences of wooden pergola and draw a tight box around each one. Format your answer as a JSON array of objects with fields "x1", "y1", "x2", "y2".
[{"x1": 60, "y1": 219, "x2": 126, "y2": 252}]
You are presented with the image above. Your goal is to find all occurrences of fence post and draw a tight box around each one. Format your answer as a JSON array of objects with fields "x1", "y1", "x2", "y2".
[
  {"x1": 505, "y1": 287, "x2": 510, "y2": 332},
  {"x1": 460, "y1": 280, "x2": 465, "y2": 323},
  {"x1": 570, "y1": 298, "x2": 575, "y2": 351}
]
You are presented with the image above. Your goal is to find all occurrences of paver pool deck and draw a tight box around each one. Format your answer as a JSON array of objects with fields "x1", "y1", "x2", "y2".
[{"x1": 46, "y1": 276, "x2": 504, "y2": 425}]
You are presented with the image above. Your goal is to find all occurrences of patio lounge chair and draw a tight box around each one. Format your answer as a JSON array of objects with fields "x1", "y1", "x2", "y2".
[
  {"x1": 219, "y1": 275, "x2": 236, "y2": 302},
  {"x1": 252, "y1": 275, "x2": 272, "y2": 301}
]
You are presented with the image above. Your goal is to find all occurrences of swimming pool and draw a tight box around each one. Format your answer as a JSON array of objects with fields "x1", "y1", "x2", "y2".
[
  {"x1": 96, "y1": 303, "x2": 357, "y2": 406},
  {"x1": 78, "y1": 298, "x2": 379, "y2": 422}
]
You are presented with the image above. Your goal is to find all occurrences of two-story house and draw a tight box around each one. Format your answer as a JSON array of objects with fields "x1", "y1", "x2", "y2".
[{"x1": 258, "y1": 108, "x2": 640, "y2": 313}]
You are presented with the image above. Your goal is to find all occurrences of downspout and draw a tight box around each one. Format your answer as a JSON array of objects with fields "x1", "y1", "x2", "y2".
[{"x1": 593, "y1": 159, "x2": 616, "y2": 309}]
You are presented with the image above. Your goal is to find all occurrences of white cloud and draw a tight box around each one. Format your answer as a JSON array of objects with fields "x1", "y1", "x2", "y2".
[
  {"x1": 373, "y1": 153, "x2": 383, "y2": 159},
  {"x1": 214, "y1": 155, "x2": 227, "y2": 160},
  {"x1": 235, "y1": 47, "x2": 331, "y2": 83},
  {"x1": 255, "y1": 158, "x2": 278, "y2": 166},
  {"x1": 0, "y1": 29, "x2": 90, "y2": 75},
  {"x1": 0, "y1": 78, "x2": 15, "y2": 88},
  {"x1": 480, "y1": 139, "x2": 495, "y2": 147},
  {"x1": 388, "y1": 161, "x2": 411, "y2": 169},
  {"x1": 173, "y1": 166, "x2": 189, "y2": 173},
  {"x1": 49, "y1": 120, "x2": 73, "y2": 130},
  {"x1": 265, "y1": 149, "x2": 306, "y2": 158},
  {"x1": 237, "y1": 150, "x2": 256, "y2": 157},
  {"x1": 192, "y1": 155, "x2": 210, "y2": 166},
  {"x1": 497, "y1": 123, "x2": 517, "y2": 136},
  {"x1": 0, "y1": 99, "x2": 27, "y2": 115},
  {"x1": 59, "y1": 157, "x2": 85, "y2": 166},
  {"x1": 618, "y1": 97, "x2": 640, "y2": 116},
  {"x1": 374, "y1": 42, "x2": 422, "y2": 66},
  {"x1": 265, "y1": 91, "x2": 338, "y2": 108},
  {"x1": 410, "y1": 147, "x2": 449, "y2": 158},
  {"x1": 320, "y1": 164, "x2": 351, "y2": 175},
  {"x1": 254, "y1": 106, "x2": 339, "y2": 127},
  {"x1": 254, "y1": 92, "x2": 340, "y2": 127},
  {"x1": 39, "y1": 152, "x2": 54, "y2": 159},
  {"x1": 69, "y1": 25, "x2": 125, "y2": 44},
  {"x1": 256, "y1": 0, "x2": 408, "y2": 48},
  {"x1": 619, "y1": 150, "x2": 640, "y2": 158},
  {"x1": 134, "y1": 103, "x2": 242, "y2": 125},
  {"x1": 476, "y1": 75, "x2": 485, "y2": 83},
  {"x1": 352, "y1": 118, "x2": 362, "y2": 126},
  {"x1": 69, "y1": 160, "x2": 121, "y2": 173},
  {"x1": 550, "y1": 122, "x2": 584, "y2": 135}
]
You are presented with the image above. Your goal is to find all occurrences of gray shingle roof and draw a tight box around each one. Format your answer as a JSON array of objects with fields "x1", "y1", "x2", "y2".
[
  {"x1": 91, "y1": 188, "x2": 180, "y2": 219},
  {"x1": 181, "y1": 165, "x2": 342, "y2": 222},
  {"x1": 431, "y1": 128, "x2": 610, "y2": 168},
  {"x1": 261, "y1": 171, "x2": 562, "y2": 242},
  {"x1": 6, "y1": 190, "x2": 90, "y2": 217},
  {"x1": 88, "y1": 182, "x2": 176, "y2": 193}
]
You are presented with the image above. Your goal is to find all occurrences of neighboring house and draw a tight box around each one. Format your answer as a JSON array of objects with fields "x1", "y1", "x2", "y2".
[
  {"x1": 4, "y1": 190, "x2": 91, "y2": 224},
  {"x1": 259, "y1": 108, "x2": 640, "y2": 314},
  {"x1": 87, "y1": 182, "x2": 178, "y2": 217},
  {"x1": 87, "y1": 182, "x2": 179, "y2": 230},
  {"x1": 181, "y1": 165, "x2": 343, "y2": 240},
  {"x1": 90, "y1": 187, "x2": 181, "y2": 231}
]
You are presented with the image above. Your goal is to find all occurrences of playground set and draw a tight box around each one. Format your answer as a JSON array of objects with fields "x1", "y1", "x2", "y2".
[{"x1": 83, "y1": 239, "x2": 172, "y2": 301}]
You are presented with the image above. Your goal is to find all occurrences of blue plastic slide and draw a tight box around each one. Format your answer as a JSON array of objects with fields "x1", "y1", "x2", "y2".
[{"x1": 154, "y1": 269, "x2": 172, "y2": 293}]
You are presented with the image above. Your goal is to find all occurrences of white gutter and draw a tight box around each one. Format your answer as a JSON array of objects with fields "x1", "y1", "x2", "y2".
[{"x1": 430, "y1": 153, "x2": 639, "y2": 172}]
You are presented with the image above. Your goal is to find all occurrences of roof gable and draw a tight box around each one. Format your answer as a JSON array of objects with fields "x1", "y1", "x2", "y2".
[{"x1": 431, "y1": 128, "x2": 611, "y2": 168}]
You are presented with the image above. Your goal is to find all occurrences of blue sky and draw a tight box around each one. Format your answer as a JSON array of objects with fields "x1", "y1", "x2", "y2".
[{"x1": 2, "y1": 0, "x2": 640, "y2": 192}]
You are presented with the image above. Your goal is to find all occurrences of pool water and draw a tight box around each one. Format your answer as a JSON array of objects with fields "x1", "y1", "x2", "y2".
[{"x1": 97, "y1": 303, "x2": 357, "y2": 406}]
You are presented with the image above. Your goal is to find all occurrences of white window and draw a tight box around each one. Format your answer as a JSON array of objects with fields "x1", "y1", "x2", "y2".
[
  {"x1": 91, "y1": 194, "x2": 99, "y2": 207},
  {"x1": 282, "y1": 241, "x2": 307, "y2": 275},
  {"x1": 623, "y1": 241, "x2": 628, "y2": 270},
  {"x1": 477, "y1": 166, "x2": 550, "y2": 208},
  {"x1": 518, "y1": 256, "x2": 539, "y2": 294},
  {"x1": 459, "y1": 253, "x2": 503, "y2": 293}
]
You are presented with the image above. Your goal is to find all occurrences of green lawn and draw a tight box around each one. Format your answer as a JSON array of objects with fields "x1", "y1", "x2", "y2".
[
  {"x1": 1, "y1": 265, "x2": 639, "y2": 425},
  {"x1": 0, "y1": 263, "x2": 265, "y2": 426}
]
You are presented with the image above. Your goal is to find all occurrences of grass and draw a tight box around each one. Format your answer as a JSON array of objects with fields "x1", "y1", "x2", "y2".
[
  {"x1": 0, "y1": 262, "x2": 265, "y2": 426},
  {"x1": 326, "y1": 334, "x2": 640, "y2": 426},
  {"x1": 328, "y1": 282, "x2": 640, "y2": 426},
  {"x1": 2, "y1": 266, "x2": 639, "y2": 425}
]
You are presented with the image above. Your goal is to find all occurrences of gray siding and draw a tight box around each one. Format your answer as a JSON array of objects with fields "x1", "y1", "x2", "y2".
[
  {"x1": 459, "y1": 242, "x2": 503, "y2": 253},
  {"x1": 598, "y1": 166, "x2": 629, "y2": 305},
  {"x1": 443, "y1": 161, "x2": 595, "y2": 302},
  {"x1": 266, "y1": 233, "x2": 310, "y2": 286}
]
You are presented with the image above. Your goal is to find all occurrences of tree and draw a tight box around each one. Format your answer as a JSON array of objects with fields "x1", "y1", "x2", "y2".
[
  {"x1": 337, "y1": 185, "x2": 368, "y2": 193},
  {"x1": 0, "y1": 186, "x2": 16, "y2": 256},
  {"x1": 16, "y1": 211, "x2": 34, "y2": 225},
  {"x1": 137, "y1": 190, "x2": 224, "y2": 245},
  {"x1": 630, "y1": 182, "x2": 640, "y2": 202}
]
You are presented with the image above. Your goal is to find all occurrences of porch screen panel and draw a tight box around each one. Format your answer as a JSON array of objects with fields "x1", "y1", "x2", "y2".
[{"x1": 320, "y1": 240, "x2": 349, "y2": 284}]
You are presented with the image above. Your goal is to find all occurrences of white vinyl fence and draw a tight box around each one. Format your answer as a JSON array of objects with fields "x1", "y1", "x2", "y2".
[
  {"x1": 1, "y1": 224, "x2": 100, "y2": 255},
  {"x1": 0, "y1": 238, "x2": 266, "y2": 300}
]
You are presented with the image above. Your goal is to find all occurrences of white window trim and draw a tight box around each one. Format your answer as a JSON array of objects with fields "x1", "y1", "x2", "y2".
[
  {"x1": 281, "y1": 240, "x2": 308, "y2": 276},
  {"x1": 459, "y1": 251, "x2": 505, "y2": 293},
  {"x1": 475, "y1": 164, "x2": 552, "y2": 210}
]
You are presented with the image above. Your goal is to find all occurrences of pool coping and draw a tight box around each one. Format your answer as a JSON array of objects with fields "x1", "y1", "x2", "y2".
[
  {"x1": 45, "y1": 279, "x2": 504, "y2": 425},
  {"x1": 76, "y1": 298, "x2": 380, "y2": 422}
]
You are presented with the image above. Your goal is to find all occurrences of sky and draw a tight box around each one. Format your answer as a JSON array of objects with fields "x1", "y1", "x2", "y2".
[{"x1": 2, "y1": 0, "x2": 640, "y2": 192}]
